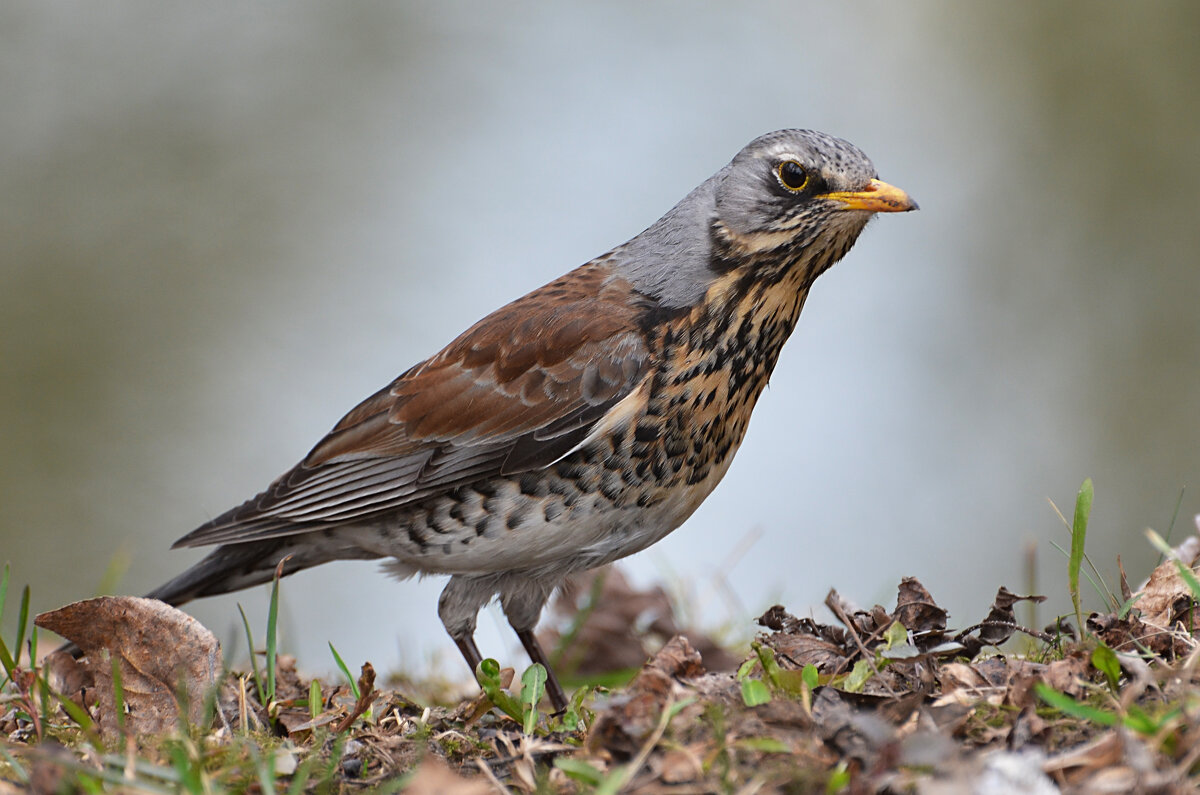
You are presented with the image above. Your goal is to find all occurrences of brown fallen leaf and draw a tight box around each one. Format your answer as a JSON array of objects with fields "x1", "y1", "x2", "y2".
[
  {"x1": 894, "y1": 577, "x2": 948, "y2": 647},
  {"x1": 937, "y1": 662, "x2": 985, "y2": 694},
  {"x1": 1137, "y1": 553, "x2": 1199, "y2": 636},
  {"x1": 36, "y1": 597, "x2": 222, "y2": 737},
  {"x1": 1040, "y1": 652, "x2": 1089, "y2": 699},
  {"x1": 590, "y1": 635, "x2": 703, "y2": 757},
  {"x1": 403, "y1": 756, "x2": 493, "y2": 795}
]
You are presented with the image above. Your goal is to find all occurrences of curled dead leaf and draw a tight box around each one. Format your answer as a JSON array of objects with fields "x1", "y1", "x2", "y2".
[
  {"x1": 1137, "y1": 554, "x2": 1199, "y2": 635},
  {"x1": 894, "y1": 577, "x2": 948, "y2": 645},
  {"x1": 36, "y1": 597, "x2": 221, "y2": 737},
  {"x1": 590, "y1": 635, "x2": 702, "y2": 756}
]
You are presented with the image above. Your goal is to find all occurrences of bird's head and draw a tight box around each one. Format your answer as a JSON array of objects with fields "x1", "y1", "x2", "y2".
[{"x1": 619, "y1": 129, "x2": 916, "y2": 308}]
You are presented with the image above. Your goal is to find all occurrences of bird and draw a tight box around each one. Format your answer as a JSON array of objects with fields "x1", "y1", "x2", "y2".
[{"x1": 146, "y1": 129, "x2": 916, "y2": 712}]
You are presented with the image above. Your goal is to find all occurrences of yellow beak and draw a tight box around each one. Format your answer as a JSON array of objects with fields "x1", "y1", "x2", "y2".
[{"x1": 821, "y1": 178, "x2": 918, "y2": 213}]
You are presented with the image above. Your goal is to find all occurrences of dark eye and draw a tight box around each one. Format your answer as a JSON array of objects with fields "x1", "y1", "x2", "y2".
[{"x1": 777, "y1": 160, "x2": 810, "y2": 192}]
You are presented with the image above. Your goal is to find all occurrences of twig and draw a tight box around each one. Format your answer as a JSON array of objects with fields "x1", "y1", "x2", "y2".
[
  {"x1": 825, "y1": 597, "x2": 898, "y2": 697},
  {"x1": 333, "y1": 663, "x2": 376, "y2": 734}
]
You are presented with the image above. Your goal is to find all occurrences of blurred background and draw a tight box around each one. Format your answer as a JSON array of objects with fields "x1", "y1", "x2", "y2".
[{"x1": 3, "y1": 3, "x2": 1198, "y2": 678}]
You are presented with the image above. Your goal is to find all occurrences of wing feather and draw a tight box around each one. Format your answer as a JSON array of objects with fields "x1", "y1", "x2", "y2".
[{"x1": 174, "y1": 263, "x2": 651, "y2": 548}]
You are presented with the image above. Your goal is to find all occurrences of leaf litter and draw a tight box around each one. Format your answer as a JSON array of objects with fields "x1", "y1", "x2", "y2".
[{"x1": 5, "y1": 526, "x2": 1200, "y2": 792}]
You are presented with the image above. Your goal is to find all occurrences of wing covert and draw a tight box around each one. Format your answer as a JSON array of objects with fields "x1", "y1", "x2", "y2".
[{"x1": 174, "y1": 263, "x2": 651, "y2": 548}]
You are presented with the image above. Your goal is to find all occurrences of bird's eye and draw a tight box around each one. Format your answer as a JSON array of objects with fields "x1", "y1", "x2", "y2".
[{"x1": 777, "y1": 160, "x2": 810, "y2": 193}]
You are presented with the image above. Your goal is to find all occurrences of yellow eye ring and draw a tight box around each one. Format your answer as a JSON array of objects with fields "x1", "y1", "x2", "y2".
[{"x1": 777, "y1": 160, "x2": 810, "y2": 193}]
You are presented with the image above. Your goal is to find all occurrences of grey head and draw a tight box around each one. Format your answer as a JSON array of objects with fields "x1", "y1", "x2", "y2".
[{"x1": 616, "y1": 129, "x2": 916, "y2": 308}]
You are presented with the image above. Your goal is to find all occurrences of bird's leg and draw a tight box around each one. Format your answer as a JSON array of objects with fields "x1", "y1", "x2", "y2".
[
  {"x1": 514, "y1": 627, "x2": 568, "y2": 713},
  {"x1": 500, "y1": 579, "x2": 567, "y2": 713},
  {"x1": 439, "y1": 575, "x2": 493, "y2": 688},
  {"x1": 454, "y1": 635, "x2": 483, "y2": 679}
]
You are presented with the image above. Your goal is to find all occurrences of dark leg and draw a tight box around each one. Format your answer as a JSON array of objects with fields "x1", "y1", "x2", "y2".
[
  {"x1": 454, "y1": 635, "x2": 484, "y2": 680},
  {"x1": 439, "y1": 575, "x2": 494, "y2": 689},
  {"x1": 516, "y1": 628, "x2": 568, "y2": 713}
]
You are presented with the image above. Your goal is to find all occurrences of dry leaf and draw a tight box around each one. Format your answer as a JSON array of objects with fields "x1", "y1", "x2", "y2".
[
  {"x1": 1040, "y1": 653, "x2": 1088, "y2": 699},
  {"x1": 894, "y1": 577, "x2": 948, "y2": 644},
  {"x1": 403, "y1": 756, "x2": 492, "y2": 795},
  {"x1": 1137, "y1": 555, "x2": 1198, "y2": 633},
  {"x1": 36, "y1": 596, "x2": 221, "y2": 736},
  {"x1": 590, "y1": 635, "x2": 702, "y2": 756}
]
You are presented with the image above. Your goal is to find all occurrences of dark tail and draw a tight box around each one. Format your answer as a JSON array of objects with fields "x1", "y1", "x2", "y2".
[
  {"x1": 146, "y1": 539, "x2": 305, "y2": 606},
  {"x1": 147, "y1": 535, "x2": 386, "y2": 606}
]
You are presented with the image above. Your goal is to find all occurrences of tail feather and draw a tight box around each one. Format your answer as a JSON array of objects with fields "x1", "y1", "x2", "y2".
[
  {"x1": 146, "y1": 540, "x2": 297, "y2": 606},
  {"x1": 146, "y1": 537, "x2": 383, "y2": 606}
]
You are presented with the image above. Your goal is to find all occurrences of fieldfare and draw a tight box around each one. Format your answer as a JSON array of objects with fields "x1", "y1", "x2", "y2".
[{"x1": 148, "y1": 129, "x2": 916, "y2": 711}]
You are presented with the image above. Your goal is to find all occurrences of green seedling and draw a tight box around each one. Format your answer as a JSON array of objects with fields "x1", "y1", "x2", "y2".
[
  {"x1": 1091, "y1": 643, "x2": 1120, "y2": 692},
  {"x1": 826, "y1": 760, "x2": 851, "y2": 793},
  {"x1": 309, "y1": 678, "x2": 323, "y2": 722},
  {"x1": 329, "y1": 642, "x2": 359, "y2": 699},
  {"x1": 475, "y1": 658, "x2": 524, "y2": 724},
  {"x1": 555, "y1": 757, "x2": 606, "y2": 786},
  {"x1": 553, "y1": 682, "x2": 596, "y2": 732},
  {"x1": 521, "y1": 662, "x2": 547, "y2": 734}
]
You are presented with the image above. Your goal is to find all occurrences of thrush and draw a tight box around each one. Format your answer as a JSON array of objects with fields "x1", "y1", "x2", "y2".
[{"x1": 147, "y1": 129, "x2": 916, "y2": 711}]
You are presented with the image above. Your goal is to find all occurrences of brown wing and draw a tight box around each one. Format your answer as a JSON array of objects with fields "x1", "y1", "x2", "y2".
[{"x1": 174, "y1": 263, "x2": 651, "y2": 548}]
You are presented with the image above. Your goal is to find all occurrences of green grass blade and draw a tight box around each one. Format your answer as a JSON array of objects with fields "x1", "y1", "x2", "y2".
[
  {"x1": 1035, "y1": 682, "x2": 1116, "y2": 726},
  {"x1": 0, "y1": 743, "x2": 29, "y2": 784},
  {"x1": 54, "y1": 688, "x2": 103, "y2": 752},
  {"x1": 1049, "y1": 540, "x2": 1106, "y2": 608},
  {"x1": 255, "y1": 746, "x2": 277, "y2": 795},
  {"x1": 0, "y1": 563, "x2": 9, "y2": 624},
  {"x1": 286, "y1": 754, "x2": 319, "y2": 795},
  {"x1": 237, "y1": 604, "x2": 265, "y2": 706},
  {"x1": 554, "y1": 758, "x2": 605, "y2": 786},
  {"x1": 0, "y1": 636, "x2": 14, "y2": 683},
  {"x1": 111, "y1": 653, "x2": 127, "y2": 734},
  {"x1": 329, "y1": 642, "x2": 360, "y2": 700},
  {"x1": 0, "y1": 570, "x2": 14, "y2": 681},
  {"x1": 14, "y1": 585, "x2": 29, "y2": 669},
  {"x1": 1069, "y1": 478, "x2": 1094, "y2": 633},
  {"x1": 266, "y1": 568, "x2": 282, "y2": 706},
  {"x1": 1159, "y1": 487, "x2": 1186, "y2": 553}
]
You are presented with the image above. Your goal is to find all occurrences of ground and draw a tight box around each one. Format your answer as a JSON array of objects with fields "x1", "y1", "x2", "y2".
[{"x1": 3, "y1": 494, "x2": 1200, "y2": 794}]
